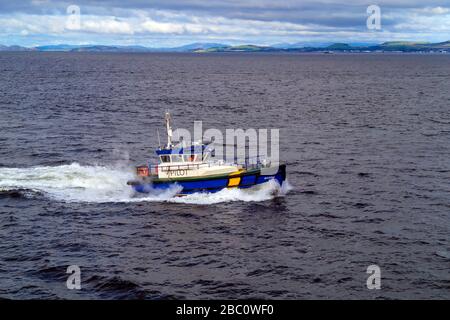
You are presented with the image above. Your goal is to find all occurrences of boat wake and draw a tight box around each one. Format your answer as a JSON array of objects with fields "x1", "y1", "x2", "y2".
[{"x1": 0, "y1": 163, "x2": 292, "y2": 204}]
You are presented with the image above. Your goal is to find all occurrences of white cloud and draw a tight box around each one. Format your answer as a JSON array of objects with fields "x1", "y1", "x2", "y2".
[
  {"x1": 82, "y1": 18, "x2": 134, "y2": 34},
  {"x1": 418, "y1": 6, "x2": 450, "y2": 15},
  {"x1": 31, "y1": 0, "x2": 50, "y2": 6},
  {"x1": 393, "y1": 11, "x2": 450, "y2": 32},
  {"x1": 140, "y1": 19, "x2": 184, "y2": 34},
  {"x1": 0, "y1": 15, "x2": 66, "y2": 35},
  {"x1": 0, "y1": 4, "x2": 449, "y2": 46},
  {"x1": 0, "y1": 10, "x2": 320, "y2": 38}
]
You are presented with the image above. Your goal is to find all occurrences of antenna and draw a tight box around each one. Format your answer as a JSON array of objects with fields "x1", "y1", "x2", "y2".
[{"x1": 165, "y1": 112, "x2": 173, "y2": 148}]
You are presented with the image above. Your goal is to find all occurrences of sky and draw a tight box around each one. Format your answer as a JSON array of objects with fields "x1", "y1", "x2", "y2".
[{"x1": 1, "y1": 0, "x2": 450, "y2": 47}]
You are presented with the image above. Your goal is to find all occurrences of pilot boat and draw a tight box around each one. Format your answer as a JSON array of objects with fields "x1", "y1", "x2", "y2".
[{"x1": 127, "y1": 113, "x2": 286, "y2": 195}]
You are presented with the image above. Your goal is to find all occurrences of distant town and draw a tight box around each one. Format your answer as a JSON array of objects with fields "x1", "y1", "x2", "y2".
[{"x1": 1, "y1": 41, "x2": 449, "y2": 53}]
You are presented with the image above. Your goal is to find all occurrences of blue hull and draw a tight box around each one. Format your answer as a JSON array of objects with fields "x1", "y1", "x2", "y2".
[{"x1": 132, "y1": 165, "x2": 286, "y2": 195}]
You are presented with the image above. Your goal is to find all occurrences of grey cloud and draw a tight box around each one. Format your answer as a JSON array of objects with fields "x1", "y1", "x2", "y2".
[
  {"x1": 2, "y1": 1, "x2": 450, "y2": 16},
  {"x1": 0, "y1": 0, "x2": 449, "y2": 45},
  {"x1": 0, "y1": 1, "x2": 445, "y2": 29}
]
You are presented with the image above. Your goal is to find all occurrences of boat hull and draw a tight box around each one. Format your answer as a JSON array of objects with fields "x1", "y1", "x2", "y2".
[{"x1": 131, "y1": 164, "x2": 286, "y2": 195}]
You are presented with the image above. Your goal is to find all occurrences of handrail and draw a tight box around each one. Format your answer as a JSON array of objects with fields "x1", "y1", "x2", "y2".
[{"x1": 146, "y1": 156, "x2": 270, "y2": 173}]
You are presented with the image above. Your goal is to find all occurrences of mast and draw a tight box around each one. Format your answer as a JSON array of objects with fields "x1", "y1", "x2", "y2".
[{"x1": 165, "y1": 112, "x2": 173, "y2": 148}]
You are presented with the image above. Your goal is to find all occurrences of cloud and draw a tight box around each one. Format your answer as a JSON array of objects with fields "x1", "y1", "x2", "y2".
[
  {"x1": 0, "y1": 0, "x2": 449, "y2": 46},
  {"x1": 394, "y1": 11, "x2": 450, "y2": 32},
  {"x1": 140, "y1": 19, "x2": 185, "y2": 34},
  {"x1": 416, "y1": 6, "x2": 450, "y2": 14},
  {"x1": 82, "y1": 18, "x2": 134, "y2": 34}
]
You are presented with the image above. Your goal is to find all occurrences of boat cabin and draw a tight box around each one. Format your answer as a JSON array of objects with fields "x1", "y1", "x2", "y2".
[
  {"x1": 135, "y1": 112, "x2": 237, "y2": 179},
  {"x1": 156, "y1": 145, "x2": 210, "y2": 164}
]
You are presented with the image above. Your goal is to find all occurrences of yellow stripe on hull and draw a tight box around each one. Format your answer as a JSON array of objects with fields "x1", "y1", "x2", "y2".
[
  {"x1": 228, "y1": 177, "x2": 241, "y2": 187},
  {"x1": 229, "y1": 169, "x2": 245, "y2": 177}
]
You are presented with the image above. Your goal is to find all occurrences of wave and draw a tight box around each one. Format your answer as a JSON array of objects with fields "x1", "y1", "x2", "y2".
[
  {"x1": 170, "y1": 179, "x2": 292, "y2": 205},
  {"x1": 0, "y1": 163, "x2": 292, "y2": 204}
]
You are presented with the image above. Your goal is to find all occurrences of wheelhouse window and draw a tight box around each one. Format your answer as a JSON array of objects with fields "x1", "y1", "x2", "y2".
[
  {"x1": 171, "y1": 154, "x2": 183, "y2": 162},
  {"x1": 183, "y1": 154, "x2": 198, "y2": 162},
  {"x1": 160, "y1": 155, "x2": 170, "y2": 163}
]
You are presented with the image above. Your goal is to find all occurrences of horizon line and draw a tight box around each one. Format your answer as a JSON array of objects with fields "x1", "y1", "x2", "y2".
[{"x1": 2, "y1": 39, "x2": 450, "y2": 50}]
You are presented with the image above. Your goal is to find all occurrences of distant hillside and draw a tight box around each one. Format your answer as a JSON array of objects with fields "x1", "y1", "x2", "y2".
[
  {"x1": 169, "y1": 42, "x2": 227, "y2": 52},
  {"x1": 326, "y1": 43, "x2": 352, "y2": 50},
  {"x1": 370, "y1": 41, "x2": 450, "y2": 51},
  {"x1": 1, "y1": 41, "x2": 449, "y2": 53},
  {"x1": 0, "y1": 45, "x2": 34, "y2": 51},
  {"x1": 195, "y1": 45, "x2": 274, "y2": 53},
  {"x1": 70, "y1": 45, "x2": 152, "y2": 52},
  {"x1": 195, "y1": 41, "x2": 450, "y2": 53},
  {"x1": 36, "y1": 44, "x2": 82, "y2": 51},
  {"x1": 430, "y1": 40, "x2": 450, "y2": 48},
  {"x1": 39, "y1": 42, "x2": 229, "y2": 52}
]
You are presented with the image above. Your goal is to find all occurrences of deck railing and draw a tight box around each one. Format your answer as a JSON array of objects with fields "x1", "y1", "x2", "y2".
[{"x1": 146, "y1": 156, "x2": 270, "y2": 174}]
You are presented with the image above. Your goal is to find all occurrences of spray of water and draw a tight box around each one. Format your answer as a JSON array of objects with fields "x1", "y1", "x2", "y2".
[{"x1": 0, "y1": 163, "x2": 291, "y2": 204}]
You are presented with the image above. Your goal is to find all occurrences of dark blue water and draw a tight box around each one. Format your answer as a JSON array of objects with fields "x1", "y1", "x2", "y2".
[{"x1": 0, "y1": 52, "x2": 449, "y2": 299}]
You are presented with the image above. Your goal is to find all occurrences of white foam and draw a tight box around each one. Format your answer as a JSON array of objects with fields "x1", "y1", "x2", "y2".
[
  {"x1": 170, "y1": 179, "x2": 290, "y2": 205},
  {"x1": 0, "y1": 163, "x2": 292, "y2": 204}
]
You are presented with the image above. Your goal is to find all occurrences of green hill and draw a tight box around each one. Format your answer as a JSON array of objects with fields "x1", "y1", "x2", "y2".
[
  {"x1": 195, "y1": 45, "x2": 272, "y2": 53},
  {"x1": 326, "y1": 43, "x2": 352, "y2": 50}
]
